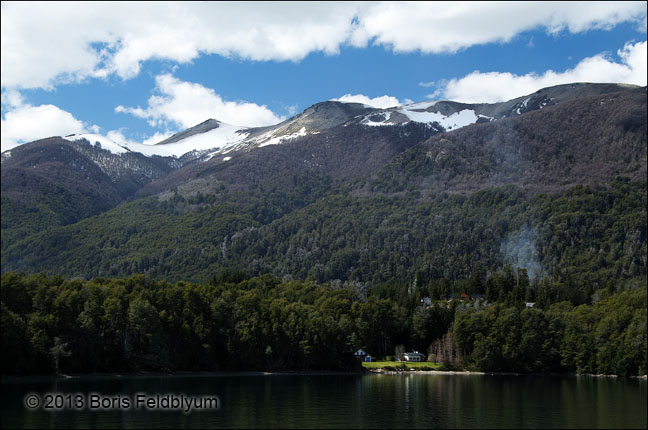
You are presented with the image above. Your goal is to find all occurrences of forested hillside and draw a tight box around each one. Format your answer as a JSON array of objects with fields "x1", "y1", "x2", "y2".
[
  {"x1": 3, "y1": 178, "x2": 645, "y2": 292},
  {"x1": 0, "y1": 137, "x2": 179, "y2": 247},
  {"x1": 369, "y1": 88, "x2": 646, "y2": 194}
]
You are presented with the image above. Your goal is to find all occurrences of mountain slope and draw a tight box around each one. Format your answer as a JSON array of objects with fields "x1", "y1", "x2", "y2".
[
  {"x1": 0, "y1": 136, "x2": 180, "y2": 245},
  {"x1": 369, "y1": 87, "x2": 647, "y2": 194},
  {"x1": 136, "y1": 120, "x2": 441, "y2": 197},
  {"x1": 136, "y1": 83, "x2": 643, "y2": 198},
  {"x1": 2, "y1": 84, "x2": 645, "y2": 287}
]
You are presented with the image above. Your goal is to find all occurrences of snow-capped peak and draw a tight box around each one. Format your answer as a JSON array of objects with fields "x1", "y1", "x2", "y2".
[
  {"x1": 130, "y1": 122, "x2": 250, "y2": 157},
  {"x1": 403, "y1": 101, "x2": 440, "y2": 110},
  {"x1": 63, "y1": 122, "x2": 252, "y2": 158}
]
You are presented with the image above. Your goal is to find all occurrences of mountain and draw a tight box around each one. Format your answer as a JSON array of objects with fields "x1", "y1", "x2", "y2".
[
  {"x1": 150, "y1": 82, "x2": 640, "y2": 159},
  {"x1": 1, "y1": 83, "x2": 646, "y2": 288},
  {"x1": 0, "y1": 136, "x2": 180, "y2": 246},
  {"x1": 369, "y1": 86, "x2": 647, "y2": 194}
]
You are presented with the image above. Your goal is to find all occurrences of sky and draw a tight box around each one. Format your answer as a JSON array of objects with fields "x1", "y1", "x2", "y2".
[{"x1": 1, "y1": 1, "x2": 646, "y2": 152}]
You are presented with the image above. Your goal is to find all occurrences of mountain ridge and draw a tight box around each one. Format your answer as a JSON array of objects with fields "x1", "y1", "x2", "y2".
[
  {"x1": 1, "y1": 82, "x2": 646, "y2": 285},
  {"x1": 3, "y1": 82, "x2": 638, "y2": 162}
]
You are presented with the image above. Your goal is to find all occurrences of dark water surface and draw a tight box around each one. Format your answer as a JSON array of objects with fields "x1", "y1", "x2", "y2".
[{"x1": 1, "y1": 373, "x2": 646, "y2": 428}]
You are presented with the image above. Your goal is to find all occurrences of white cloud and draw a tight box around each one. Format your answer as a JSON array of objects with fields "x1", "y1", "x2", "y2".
[
  {"x1": 1, "y1": 2, "x2": 358, "y2": 89},
  {"x1": 351, "y1": 2, "x2": 646, "y2": 53},
  {"x1": 0, "y1": 101, "x2": 178, "y2": 152},
  {"x1": 333, "y1": 93, "x2": 402, "y2": 108},
  {"x1": 1, "y1": 89, "x2": 26, "y2": 109},
  {"x1": 1, "y1": 2, "x2": 115, "y2": 90},
  {"x1": 2, "y1": 2, "x2": 646, "y2": 90},
  {"x1": 432, "y1": 40, "x2": 647, "y2": 103},
  {"x1": 287, "y1": 105, "x2": 299, "y2": 117},
  {"x1": 1, "y1": 103, "x2": 91, "y2": 152},
  {"x1": 116, "y1": 74, "x2": 284, "y2": 128}
]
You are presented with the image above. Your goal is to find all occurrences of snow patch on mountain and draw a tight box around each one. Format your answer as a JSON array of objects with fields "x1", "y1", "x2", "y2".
[
  {"x1": 399, "y1": 108, "x2": 479, "y2": 130},
  {"x1": 256, "y1": 127, "x2": 314, "y2": 148},
  {"x1": 360, "y1": 106, "x2": 481, "y2": 131},
  {"x1": 140, "y1": 123, "x2": 249, "y2": 157},
  {"x1": 0, "y1": 150, "x2": 12, "y2": 164},
  {"x1": 64, "y1": 124, "x2": 251, "y2": 158},
  {"x1": 361, "y1": 112, "x2": 393, "y2": 127},
  {"x1": 66, "y1": 134, "x2": 130, "y2": 154}
]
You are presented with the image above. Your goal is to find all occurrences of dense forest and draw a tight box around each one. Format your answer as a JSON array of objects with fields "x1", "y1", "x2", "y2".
[
  {"x1": 2, "y1": 271, "x2": 645, "y2": 376},
  {"x1": 3, "y1": 178, "x2": 645, "y2": 293}
]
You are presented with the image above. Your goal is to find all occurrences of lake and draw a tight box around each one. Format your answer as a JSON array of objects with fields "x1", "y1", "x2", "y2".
[{"x1": 1, "y1": 372, "x2": 646, "y2": 429}]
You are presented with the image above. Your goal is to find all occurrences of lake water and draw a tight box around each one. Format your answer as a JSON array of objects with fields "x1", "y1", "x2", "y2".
[{"x1": 1, "y1": 373, "x2": 646, "y2": 429}]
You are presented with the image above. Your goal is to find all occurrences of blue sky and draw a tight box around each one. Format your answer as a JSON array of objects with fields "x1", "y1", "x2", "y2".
[{"x1": 1, "y1": 1, "x2": 646, "y2": 151}]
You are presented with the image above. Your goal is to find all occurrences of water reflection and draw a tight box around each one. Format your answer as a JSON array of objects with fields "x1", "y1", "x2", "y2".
[{"x1": 2, "y1": 373, "x2": 646, "y2": 429}]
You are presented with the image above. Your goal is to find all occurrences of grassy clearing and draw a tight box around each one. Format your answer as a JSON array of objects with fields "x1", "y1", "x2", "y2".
[{"x1": 361, "y1": 361, "x2": 442, "y2": 370}]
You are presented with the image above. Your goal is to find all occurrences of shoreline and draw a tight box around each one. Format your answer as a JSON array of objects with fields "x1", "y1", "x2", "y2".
[
  {"x1": 1, "y1": 369, "x2": 364, "y2": 381},
  {"x1": 366, "y1": 368, "x2": 648, "y2": 379},
  {"x1": 2, "y1": 369, "x2": 646, "y2": 381}
]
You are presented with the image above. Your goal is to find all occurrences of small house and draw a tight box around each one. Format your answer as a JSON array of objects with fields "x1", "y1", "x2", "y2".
[
  {"x1": 355, "y1": 348, "x2": 373, "y2": 362},
  {"x1": 525, "y1": 302, "x2": 536, "y2": 308},
  {"x1": 354, "y1": 348, "x2": 368, "y2": 359},
  {"x1": 403, "y1": 351, "x2": 425, "y2": 362}
]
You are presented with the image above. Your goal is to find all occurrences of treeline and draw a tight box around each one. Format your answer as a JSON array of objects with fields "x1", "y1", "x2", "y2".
[
  {"x1": 1, "y1": 272, "x2": 396, "y2": 374},
  {"x1": 2, "y1": 272, "x2": 645, "y2": 376},
  {"x1": 453, "y1": 286, "x2": 647, "y2": 376}
]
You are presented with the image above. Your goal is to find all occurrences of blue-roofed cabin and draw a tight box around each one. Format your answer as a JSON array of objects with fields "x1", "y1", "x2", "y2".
[{"x1": 354, "y1": 348, "x2": 368, "y2": 358}]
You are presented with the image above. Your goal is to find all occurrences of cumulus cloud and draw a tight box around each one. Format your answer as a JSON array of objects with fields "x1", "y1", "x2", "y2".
[
  {"x1": 1, "y1": 89, "x2": 26, "y2": 109},
  {"x1": 1, "y1": 103, "x2": 92, "y2": 152},
  {"x1": 1, "y1": 2, "x2": 358, "y2": 89},
  {"x1": 0, "y1": 97, "x2": 173, "y2": 152},
  {"x1": 432, "y1": 40, "x2": 647, "y2": 103},
  {"x1": 2, "y1": 2, "x2": 646, "y2": 90},
  {"x1": 352, "y1": 1, "x2": 646, "y2": 53},
  {"x1": 116, "y1": 74, "x2": 284, "y2": 128},
  {"x1": 1, "y1": 2, "x2": 115, "y2": 90},
  {"x1": 332, "y1": 93, "x2": 402, "y2": 108}
]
